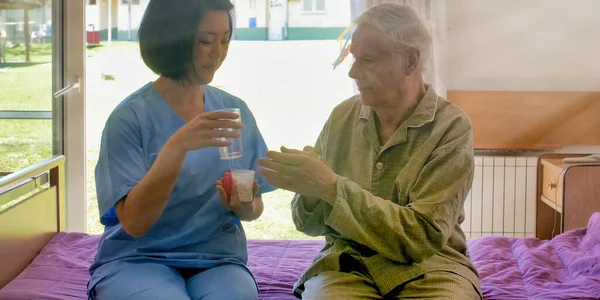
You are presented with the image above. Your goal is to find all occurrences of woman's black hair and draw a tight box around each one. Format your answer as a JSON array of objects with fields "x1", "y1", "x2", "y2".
[{"x1": 138, "y1": 0, "x2": 234, "y2": 82}]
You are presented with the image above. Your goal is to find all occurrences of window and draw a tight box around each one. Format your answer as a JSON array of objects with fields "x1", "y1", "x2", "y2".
[
  {"x1": 303, "y1": 0, "x2": 325, "y2": 12},
  {"x1": 89, "y1": 0, "x2": 96, "y2": 5},
  {"x1": 121, "y1": 0, "x2": 141, "y2": 4},
  {"x1": 250, "y1": 0, "x2": 257, "y2": 11}
]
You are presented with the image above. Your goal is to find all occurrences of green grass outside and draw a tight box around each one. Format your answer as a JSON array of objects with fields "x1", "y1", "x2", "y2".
[
  {"x1": 0, "y1": 44, "x2": 53, "y2": 171},
  {"x1": 1, "y1": 42, "x2": 320, "y2": 241}
]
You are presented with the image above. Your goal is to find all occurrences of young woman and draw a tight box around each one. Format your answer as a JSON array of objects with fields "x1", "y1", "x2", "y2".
[{"x1": 87, "y1": 1, "x2": 275, "y2": 299}]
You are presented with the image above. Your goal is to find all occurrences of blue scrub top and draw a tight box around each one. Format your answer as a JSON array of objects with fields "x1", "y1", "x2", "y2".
[{"x1": 88, "y1": 83, "x2": 276, "y2": 287}]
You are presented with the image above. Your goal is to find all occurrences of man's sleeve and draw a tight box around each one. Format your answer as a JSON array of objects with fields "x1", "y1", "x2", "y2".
[{"x1": 324, "y1": 128, "x2": 474, "y2": 263}]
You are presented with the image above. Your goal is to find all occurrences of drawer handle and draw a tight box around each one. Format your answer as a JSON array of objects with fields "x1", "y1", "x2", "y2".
[{"x1": 548, "y1": 182, "x2": 557, "y2": 190}]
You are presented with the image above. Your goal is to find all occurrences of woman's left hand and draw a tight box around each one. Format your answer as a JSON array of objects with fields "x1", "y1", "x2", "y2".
[{"x1": 216, "y1": 178, "x2": 260, "y2": 216}]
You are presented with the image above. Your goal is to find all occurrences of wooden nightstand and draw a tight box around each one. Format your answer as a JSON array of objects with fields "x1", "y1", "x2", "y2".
[{"x1": 536, "y1": 154, "x2": 600, "y2": 240}]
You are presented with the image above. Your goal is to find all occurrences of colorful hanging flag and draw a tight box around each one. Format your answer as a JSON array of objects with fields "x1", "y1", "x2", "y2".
[{"x1": 332, "y1": 26, "x2": 352, "y2": 70}]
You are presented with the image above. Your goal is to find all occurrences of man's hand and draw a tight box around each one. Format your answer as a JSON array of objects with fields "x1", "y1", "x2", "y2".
[{"x1": 257, "y1": 146, "x2": 338, "y2": 203}]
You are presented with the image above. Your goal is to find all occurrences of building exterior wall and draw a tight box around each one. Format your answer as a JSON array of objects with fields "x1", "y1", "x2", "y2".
[
  {"x1": 84, "y1": 0, "x2": 351, "y2": 41},
  {"x1": 86, "y1": 0, "x2": 119, "y2": 41},
  {"x1": 234, "y1": 0, "x2": 351, "y2": 40},
  {"x1": 117, "y1": 0, "x2": 149, "y2": 40},
  {"x1": 286, "y1": 0, "x2": 349, "y2": 40},
  {"x1": 233, "y1": 0, "x2": 269, "y2": 40}
]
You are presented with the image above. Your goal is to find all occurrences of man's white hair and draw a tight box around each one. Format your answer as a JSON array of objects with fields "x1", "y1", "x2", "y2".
[{"x1": 355, "y1": 3, "x2": 432, "y2": 70}]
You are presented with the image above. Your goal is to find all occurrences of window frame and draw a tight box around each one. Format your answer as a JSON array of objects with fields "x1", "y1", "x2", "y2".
[{"x1": 302, "y1": 0, "x2": 326, "y2": 13}]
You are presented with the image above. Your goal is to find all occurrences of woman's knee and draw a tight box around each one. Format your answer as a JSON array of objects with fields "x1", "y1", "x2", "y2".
[
  {"x1": 200, "y1": 283, "x2": 257, "y2": 300},
  {"x1": 187, "y1": 264, "x2": 258, "y2": 300},
  {"x1": 91, "y1": 263, "x2": 189, "y2": 300}
]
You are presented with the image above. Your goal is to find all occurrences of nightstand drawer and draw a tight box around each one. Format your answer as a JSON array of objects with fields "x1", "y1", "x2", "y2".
[
  {"x1": 541, "y1": 194, "x2": 562, "y2": 211},
  {"x1": 541, "y1": 163, "x2": 563, "y2": 203}
]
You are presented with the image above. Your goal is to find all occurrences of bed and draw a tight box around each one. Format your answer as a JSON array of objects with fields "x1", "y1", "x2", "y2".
[{"x1": 1, "y1": 156, "x2": 599, "y2": 300}]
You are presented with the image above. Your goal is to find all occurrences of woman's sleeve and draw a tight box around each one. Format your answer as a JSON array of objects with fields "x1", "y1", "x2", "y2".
[{"x1": 94, "y1": 106, "x2": 148, "y2": 226}]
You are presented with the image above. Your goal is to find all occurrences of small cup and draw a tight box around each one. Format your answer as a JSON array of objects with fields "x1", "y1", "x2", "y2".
[
  {"x1": 217, "y1": 108, "x2": 243, "y2": 160},
  {"x1": 231, "y1": 170, "x2": 255, "y2": 202}
]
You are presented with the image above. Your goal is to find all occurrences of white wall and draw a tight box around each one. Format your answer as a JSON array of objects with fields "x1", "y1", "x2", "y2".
[
  {"x1": 86, "y1": 5, "x2": 100, "y2": 29},
  {"x1": 425, "y1": 0, "x2": 447, "y2": 98},
  {"x1": 117, "y1": 2, "x2": 149, "y2": 32},
  {"x1": 234, "y1": 0, "x2": 268, "y2": 28},
  {"x1": 447, "y1": 0, "x2": 600, "y2": 91},
  {"x1": 114, "y1": 0, "x2": 265, "y2": 32},
  {"x1": 288, "y1": 0, "x2": 350, "y2": 27},
  {"x1": 91, "y1": 0, "x2": 119, "y2": 31}
]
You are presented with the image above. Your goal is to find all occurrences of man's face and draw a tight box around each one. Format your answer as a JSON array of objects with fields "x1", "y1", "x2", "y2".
[{"x1": 348, "y1": 24, "x2": 408, "y2": 108}]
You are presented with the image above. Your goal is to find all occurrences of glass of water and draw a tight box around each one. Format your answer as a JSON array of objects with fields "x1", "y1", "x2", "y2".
[{"x1": 217, "y1": 108, "x2": 243, "y2": 160}]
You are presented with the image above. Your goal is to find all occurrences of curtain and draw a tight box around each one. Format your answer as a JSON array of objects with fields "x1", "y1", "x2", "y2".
[{"x1": 349, "y1": 0, "x2": 447, "y2": 98}]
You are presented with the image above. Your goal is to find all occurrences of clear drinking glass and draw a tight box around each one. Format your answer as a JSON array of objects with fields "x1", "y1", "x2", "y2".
[{"x1": 217, "y1": 108, "x2": 243, "y2": 160}]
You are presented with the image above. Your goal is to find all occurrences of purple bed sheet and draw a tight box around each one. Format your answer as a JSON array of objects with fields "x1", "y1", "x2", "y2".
[
  {"x1": 0, "y1": 234, "x2": 324, "y2": 300},
  {"x1": 467, "y1": 212, "x2": 600, "y2": 300},
  {"x1": 1, "y1": 213, "x2": 599, "y2": 300}
]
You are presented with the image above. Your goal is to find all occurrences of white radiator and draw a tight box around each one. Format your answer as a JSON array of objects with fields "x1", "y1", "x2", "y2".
[{"x1": 462, "y1": 155, "x2": 538, "y2": 240}]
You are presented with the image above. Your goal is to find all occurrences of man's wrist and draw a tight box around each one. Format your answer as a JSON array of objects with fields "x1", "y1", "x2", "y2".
[{"x1": 321, "y1": 177, "x2": 338, "y2": 204}]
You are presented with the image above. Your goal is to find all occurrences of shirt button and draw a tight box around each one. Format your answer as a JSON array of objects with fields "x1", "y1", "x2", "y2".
[{"x1": 376, "y1": 162, "x2": 383, "y2": 170}]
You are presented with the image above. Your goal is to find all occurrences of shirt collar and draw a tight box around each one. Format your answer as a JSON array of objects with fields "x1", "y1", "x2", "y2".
[{"x1": 358, "y1": 84, "x2": 438, "y2": 128}]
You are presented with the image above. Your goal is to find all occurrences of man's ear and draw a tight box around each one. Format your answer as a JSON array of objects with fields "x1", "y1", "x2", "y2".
[{"x1": 406, "y1": 49, "x2": 421, "y2": 75}]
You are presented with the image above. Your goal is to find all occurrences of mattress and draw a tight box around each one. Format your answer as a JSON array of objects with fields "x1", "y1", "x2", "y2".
[
  {"x1": 1, "y1": 213, "x2": 599, "y2": 299},
  {"x1": 0, "y1": 233, "x2": 324, "y2": 300}
]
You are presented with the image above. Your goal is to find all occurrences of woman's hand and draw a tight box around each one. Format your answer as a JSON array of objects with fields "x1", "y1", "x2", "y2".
[
  {"x1": 169, "y1": 110, "x2": 244, "y2": 152},
  {"x1": 216, "y1": 178, "x2": 261, "y2": 219}
]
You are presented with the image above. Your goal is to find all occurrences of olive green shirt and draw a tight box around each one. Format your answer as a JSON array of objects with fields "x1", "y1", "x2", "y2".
[{"x1": 291, "y1": 86, "x2": 482, "y2": 297}]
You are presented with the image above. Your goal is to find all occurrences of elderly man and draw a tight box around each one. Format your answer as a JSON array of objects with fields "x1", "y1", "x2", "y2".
[{"x1": 257, "y1": 3, "x2": 482, "y2": 300}]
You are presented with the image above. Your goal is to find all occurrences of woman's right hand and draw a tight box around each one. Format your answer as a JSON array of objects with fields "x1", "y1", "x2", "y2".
[{"x1": 169, "y1": 110, "x2": 244, "y2": 152}]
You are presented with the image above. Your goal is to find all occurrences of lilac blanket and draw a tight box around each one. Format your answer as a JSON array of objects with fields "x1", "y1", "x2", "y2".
[
  {"x1": 1, "y1": 213, "x2": 599, "y2": 300},
  {"x1": 0, "y1": 234, "x2": 324, "y2": 300},
  {"x1": 467, "y1": 212, "x2": 600, "y2": 299}
]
